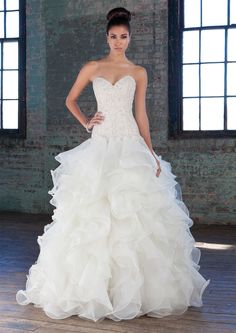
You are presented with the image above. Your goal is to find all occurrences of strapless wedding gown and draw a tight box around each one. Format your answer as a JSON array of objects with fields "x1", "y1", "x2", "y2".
[{"x1": 16, "y1": 75, "x2": 210, "y2": 322}]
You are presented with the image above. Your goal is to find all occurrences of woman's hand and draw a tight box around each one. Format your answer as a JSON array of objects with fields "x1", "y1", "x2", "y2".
[
  {"x1": 153, "y1": 155, "x2": 161, "y2": 177},
  {"x1": 86, "y1": 111, "x2": 105, "y2": 130}
]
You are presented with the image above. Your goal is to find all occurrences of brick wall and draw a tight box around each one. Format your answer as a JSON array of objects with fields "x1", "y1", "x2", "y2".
[{"x1": 0, "y1": 0, "x2": 235, "y2": 224}]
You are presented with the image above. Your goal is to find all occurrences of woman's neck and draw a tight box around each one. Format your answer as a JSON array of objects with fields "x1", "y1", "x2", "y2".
[{"x1": 105, "y1": 52, "x2": 129, "y2": 63}]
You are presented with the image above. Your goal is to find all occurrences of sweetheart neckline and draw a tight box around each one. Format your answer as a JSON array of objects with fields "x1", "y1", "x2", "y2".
[{"x1": 92, "y1": 75, "x2": 136, "y2": 87}]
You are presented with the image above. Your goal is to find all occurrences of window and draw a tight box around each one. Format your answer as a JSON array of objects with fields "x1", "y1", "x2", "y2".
[
  {"x1": 168, "y1": 0, "x2": 236, "y2": 139},
  {"x1": 0, "y1": 0, "x2": 26, "y2": 138}
]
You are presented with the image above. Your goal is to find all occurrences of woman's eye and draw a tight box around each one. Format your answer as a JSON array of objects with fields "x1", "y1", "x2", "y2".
[{"x1": 110, "y1": 36, "x2": 127, "y2": 39}]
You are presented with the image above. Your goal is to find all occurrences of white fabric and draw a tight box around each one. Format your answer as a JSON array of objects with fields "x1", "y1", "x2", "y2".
[{"x1": 16, "y1": 75, "x2": 210, "y2": 322}]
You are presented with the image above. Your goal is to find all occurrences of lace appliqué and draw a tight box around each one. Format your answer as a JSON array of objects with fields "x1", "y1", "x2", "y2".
[{"x1": 91, "y1": 76, "x2": 141, "y2": 139}]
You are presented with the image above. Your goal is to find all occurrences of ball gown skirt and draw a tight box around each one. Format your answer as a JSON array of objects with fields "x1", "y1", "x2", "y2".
[{"x1": 16, "y1": 75, "x2": 210, "y2": 322}]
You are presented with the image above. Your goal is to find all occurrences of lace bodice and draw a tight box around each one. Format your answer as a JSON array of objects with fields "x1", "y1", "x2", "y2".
[{"x1": 91, "y1": 75, "x2": 141, "y2": 138}]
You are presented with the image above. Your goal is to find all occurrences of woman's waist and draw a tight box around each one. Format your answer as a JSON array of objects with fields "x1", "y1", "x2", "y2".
[{"x1": 91, "y1": 114, "x2": 140, "y2": 137}]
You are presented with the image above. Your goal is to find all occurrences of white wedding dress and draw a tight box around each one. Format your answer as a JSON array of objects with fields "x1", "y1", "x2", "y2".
[{"x1": 16, "y1": 75, "x2": 210, "y2": 322}]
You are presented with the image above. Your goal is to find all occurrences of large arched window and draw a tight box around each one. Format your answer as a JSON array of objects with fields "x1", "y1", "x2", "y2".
[
  {"x1": 168, "y1": 0, "x2": 236, "y2": 139},
  {"x1": 0, "y1": 0, "x2": 26, "y2": 138}
]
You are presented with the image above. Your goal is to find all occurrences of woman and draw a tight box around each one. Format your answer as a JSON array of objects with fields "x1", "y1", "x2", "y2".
[{"x1": 16, "y1": 7, "x2": 210, "y2": 322}]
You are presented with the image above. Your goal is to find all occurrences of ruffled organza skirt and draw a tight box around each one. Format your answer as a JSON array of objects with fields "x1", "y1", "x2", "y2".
[{"x1": 16, "y1": 134, "x2": 210, "y2": 322}]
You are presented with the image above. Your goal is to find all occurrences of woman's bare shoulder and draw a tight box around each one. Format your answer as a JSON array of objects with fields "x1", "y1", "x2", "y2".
[
  {"x1": 82, "y1": 59, "x2": 100, "y2": 70},
  {"x1": 133, "y1": 64, "x2": 147, "y2": 75},
  {"x1": 79, "y1": 59, "x2": 104, "y2": 82},
  {"x1": 84, "y1": 57, "x2": 109, "y2": 66},
  {"x1": 132, "y1": 65, "x2": 148, "y2": 83}
]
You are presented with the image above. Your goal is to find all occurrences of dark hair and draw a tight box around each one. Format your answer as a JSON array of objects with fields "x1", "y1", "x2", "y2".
[{"x1": 106, "y1": 7, "x2": 133, "y2": 35}]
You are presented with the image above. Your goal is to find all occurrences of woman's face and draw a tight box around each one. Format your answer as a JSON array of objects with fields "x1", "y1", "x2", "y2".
[{"x1": 106, "y1": 25, "x2": 131, "y2": 53}]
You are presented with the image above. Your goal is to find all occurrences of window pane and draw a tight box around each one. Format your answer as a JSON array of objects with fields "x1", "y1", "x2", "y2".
[
  {"x1": 201, "y1": 98, "x2": 224, "y2": 130},
  {"x1": 0, "y1": 12, "x2": 4, "y2": 38},
  {"x1": 183, "y1": 98, "x2": 199, "y2": 130},
  {"x1": 6, "y1": 0, "x2": 19, "y2": 10},
  {"x1": 3, "y1": 41, "x2": 18, "y2": 69},
  {"x1": 184, "y1": 0, "x2": 200, "y2": 28},
  {"x1": 183, "y1": 64, "x2": 199, "y2": 97},
  {"x1": 202, "y1": 0, "x2": 228, "y2": 26},
  {"x1": 227, "y1": 63, "x2": 236, "y2": 95},
  {"x1": 228, "y1": 29, "x2": 236, "y2": 61},
  {"x1": 183, "y1": 31, "x2": 199, "y2": 63},
  {"x1": 2, "y1": 100, "x2": 18, "y2": 129},
  {"x1": 6, "y1": 11, "x2": 19, "y2": 38},
  {"x1": 230, "y1": 0, "x2": 236, "y2": 24},
  {"x1": 3, "y1": 70, "x2": 18, "y2": 99},
  {"x1": 201, "y1": 64, "x2": 224, "y2": 96},
  {"x1": 201, "y1": 29, "x2": 225, "y2": 62},
  {"x1": 0, "y1": 0, "x2": 4, "y2": 10},
  {"x1": 227, "y1": 97, "x2": 236, "y2": 129}
]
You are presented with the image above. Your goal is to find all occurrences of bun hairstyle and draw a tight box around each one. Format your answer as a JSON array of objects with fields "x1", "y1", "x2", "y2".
[{"x1": 106, "y1": 7, "x2": 133, "y2": 35}]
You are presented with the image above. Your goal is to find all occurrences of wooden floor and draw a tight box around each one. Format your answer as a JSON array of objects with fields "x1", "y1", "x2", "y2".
[{"x1": 0, "y1": 212, "x2": 235, "y2": 333}]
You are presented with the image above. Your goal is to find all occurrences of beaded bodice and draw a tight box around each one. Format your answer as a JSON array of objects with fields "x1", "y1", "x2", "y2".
[{"x1": 91, "y1": 75, "x2": 141, "y2": 138}]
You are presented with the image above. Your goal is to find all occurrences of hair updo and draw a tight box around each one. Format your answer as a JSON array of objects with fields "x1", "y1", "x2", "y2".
[{"x1": 106, "y1": 7, "x2": 133, "y2": 35}]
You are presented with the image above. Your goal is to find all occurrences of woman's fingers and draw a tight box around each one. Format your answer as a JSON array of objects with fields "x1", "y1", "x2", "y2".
[
  {"x1": 87, "y1": 112, "x2": 105, "y2": 129},
  {"x1": 92, "y1": 116, "x2": 104, "y2": 123},
  {"x1": 93, "y1": 112, "x2": 104, "y2": 121},
  {"x1": 156, "y1": 163, "x2": 161, "y2": 177}
]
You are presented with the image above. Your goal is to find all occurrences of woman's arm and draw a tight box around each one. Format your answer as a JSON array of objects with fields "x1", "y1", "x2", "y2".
[
  {"x1": 134, "y1": 66, "x2": 161, "y2": 176},
  {"x1": 65, "y1": 61, "x2": 104, "y2": 130},
  {"x1": 134, "y1": 66, "x2": 155, "y2": 155}
]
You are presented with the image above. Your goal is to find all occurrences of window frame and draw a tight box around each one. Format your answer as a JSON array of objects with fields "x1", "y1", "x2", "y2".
[
  {"x1": 168, "y1": 0, "x2": 236, "y2": 139},
  {"x1": 0, "y1": 0, "x2": 26, "y2": 139}
]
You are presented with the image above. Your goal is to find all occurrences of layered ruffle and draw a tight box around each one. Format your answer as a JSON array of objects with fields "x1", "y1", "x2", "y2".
[{"x1": 16, "y1": 135, "x2": 210, "y2": 321}]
